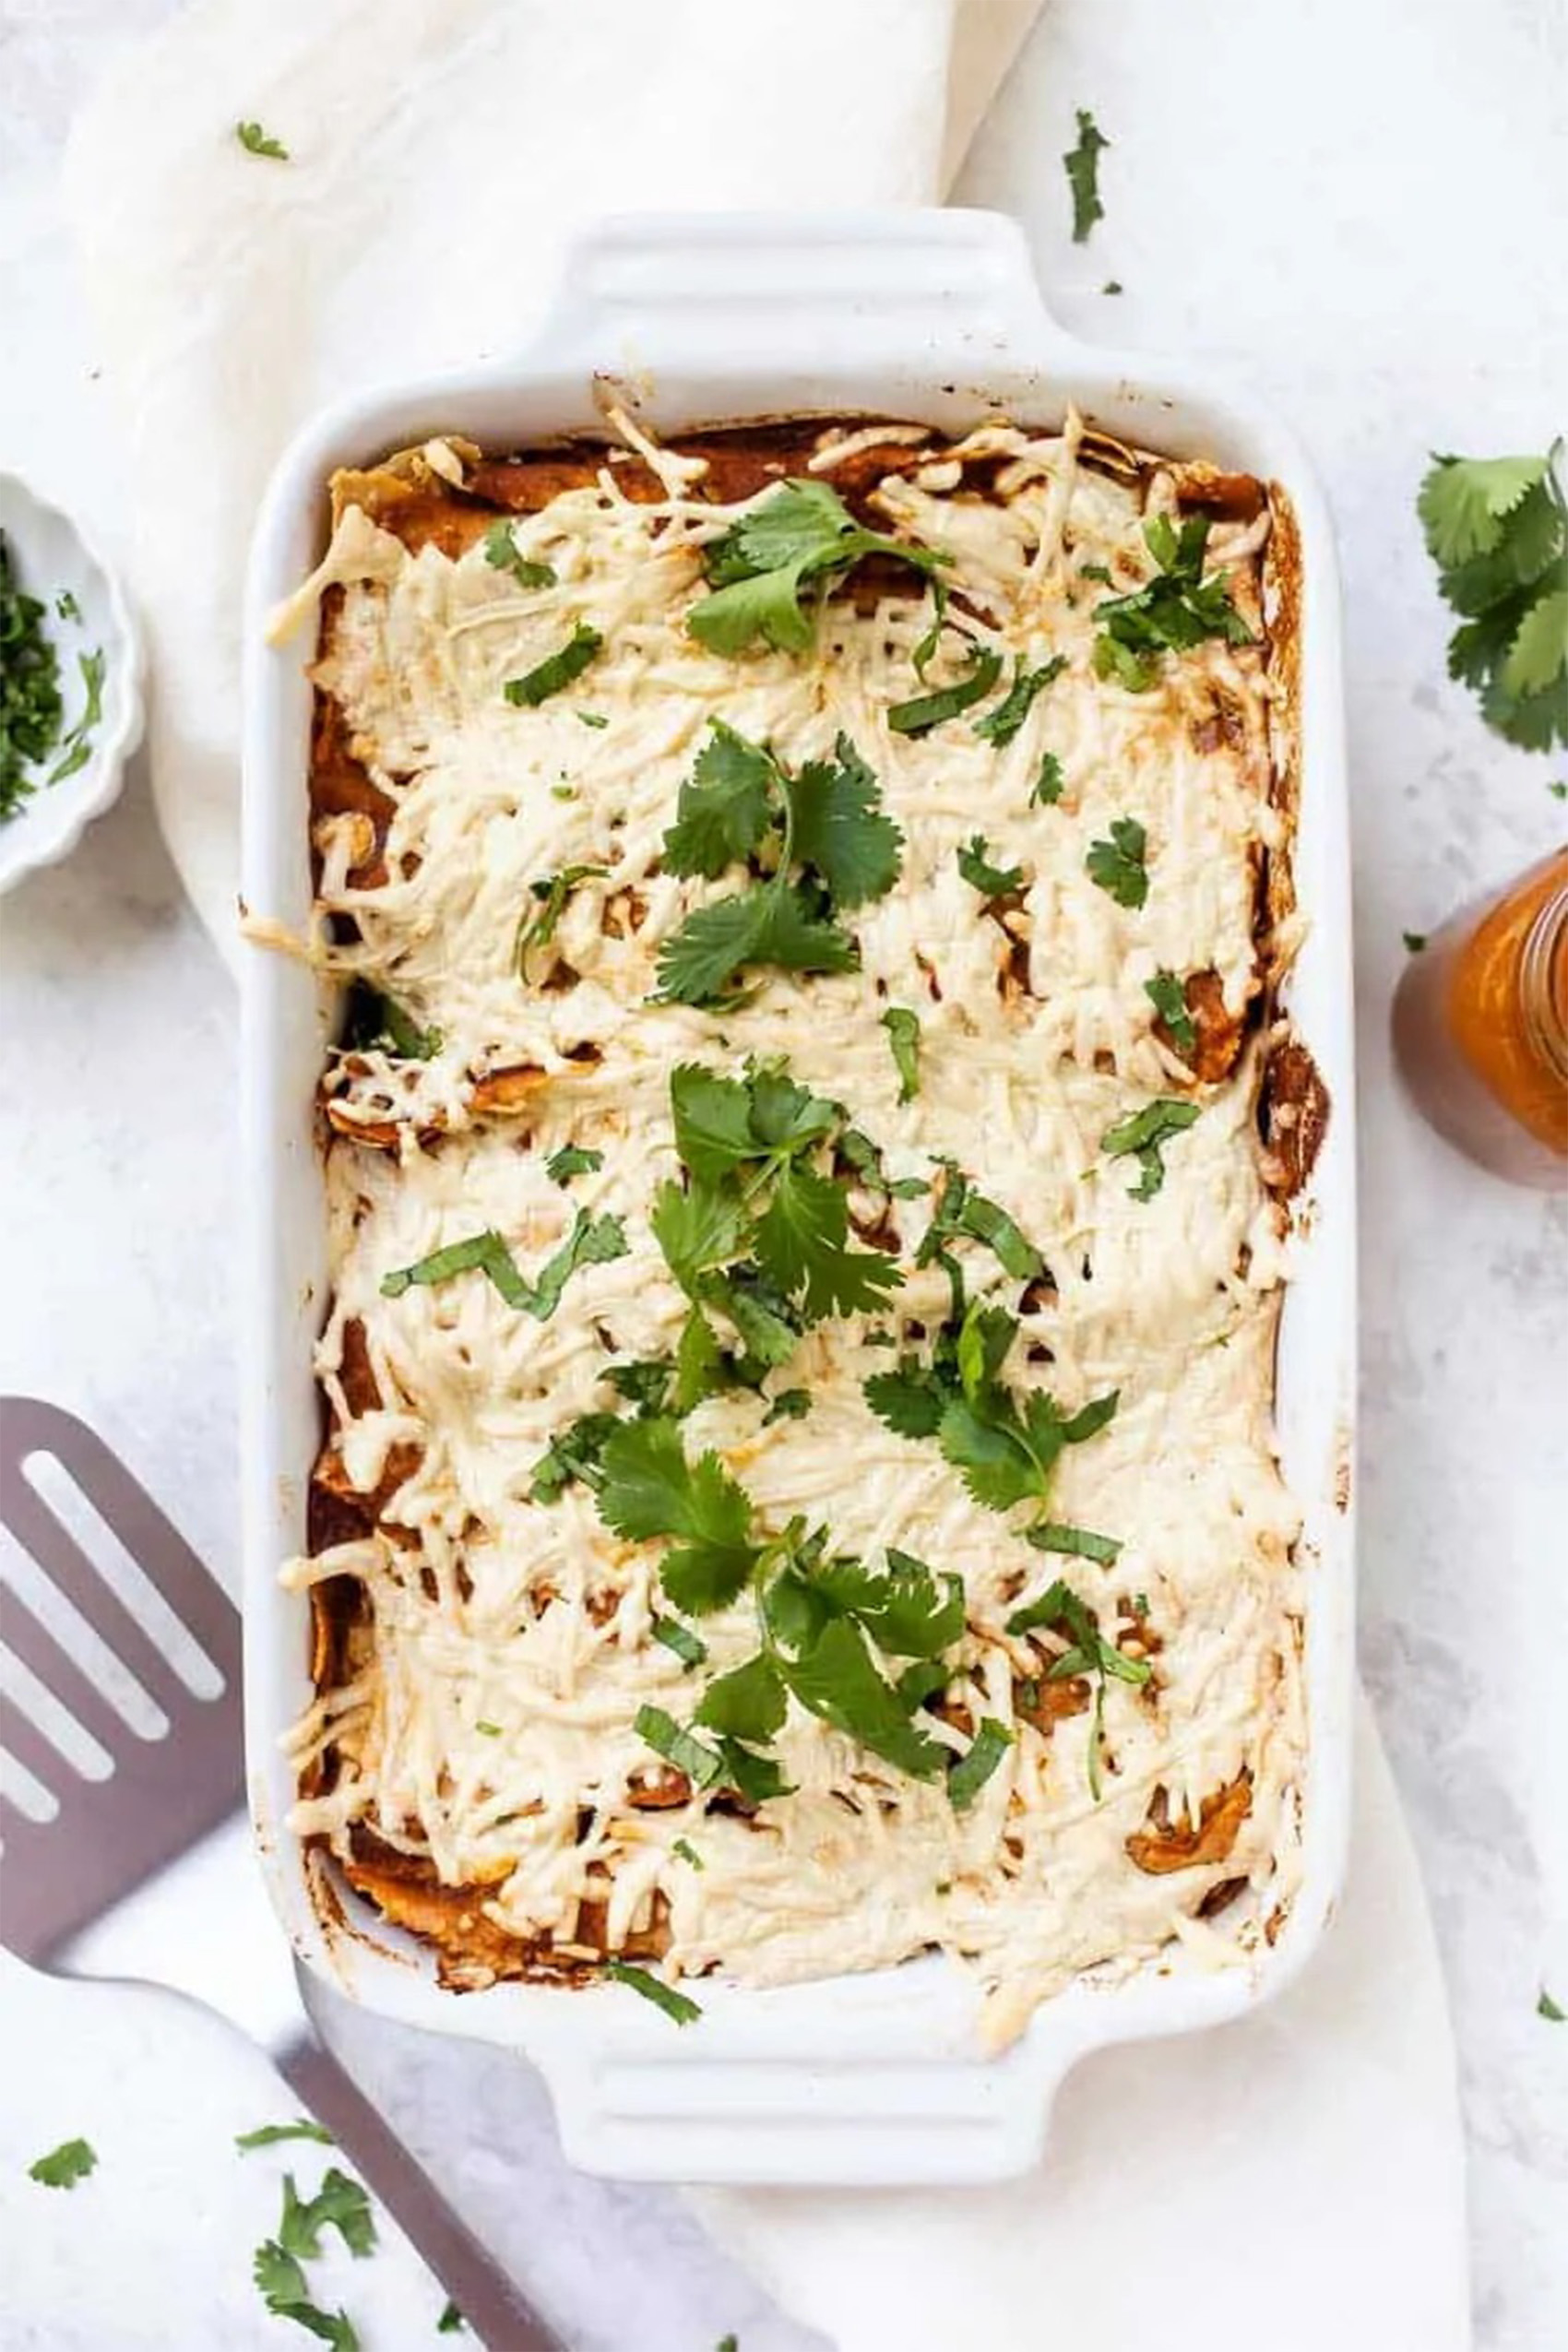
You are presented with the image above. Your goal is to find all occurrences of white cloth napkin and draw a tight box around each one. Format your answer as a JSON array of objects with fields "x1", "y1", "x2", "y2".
[
  {"x1": 57, "y1": 7, "x2": 1472, "y2": 2346},
  {"x1": 62, "y1": 0, "x2": 1039, "y2": 965}
]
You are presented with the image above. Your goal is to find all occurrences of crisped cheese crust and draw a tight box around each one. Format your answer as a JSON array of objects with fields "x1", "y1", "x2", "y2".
[{"x1": 275, "y1": 412, "x2": 1308, "y2": 2037}]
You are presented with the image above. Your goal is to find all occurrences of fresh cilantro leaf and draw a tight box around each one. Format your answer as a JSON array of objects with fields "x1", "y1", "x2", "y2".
[
  {"x1": 279, "y1": 2168, "x2": 375, "y2": 2261},
  {"x1": 671, "y1": 1062, "x2": 774, "y2": 1181},
  {"x1": 782, "y1": 1618, "x2": 946, "y2": 1778},
  {"x1": 863, "y1": 1356, "x2": 947, "y2": 1439},
  {"x1": 236, "y1": 2120, "x2": 335, "y2": 2153},
  {"x1": 516, "y1": 861, "x2": 608, "y2": 978},
  {"x1": 787, "y1": 732, "x2": 904, "y2": 907},
  {"x1": 651, "y1": 1614, "x2": 707, "y2": 1667},
  {"x1": 27, "y1": 2137, "x2": 95, "y2": 2189},
  {"x1": 603, "y1": 1959, "x2": 702, "y2": 2025},
  {"x1": 1025, "y1": 1520, "x2": 1123, "y2": 1564},
  {"x1": 662, "y1": 722, "x2": 779, "y2": 877},
  {"x1": 718, "y1": 1738, "x2": 794, "y2": 1804},
  {"x1": 1093, "y1": 515, "x2": 1253, "y2": 688},
  {"x1": 529, "y1": 1409, "x2": 621, "y2": 1503},
  {"x1": 912, "y1": 573, "x2": 951, "y2": 675},
  {"x1": 1145, "y1": 969, "x2": 1196, "y2": 1052},
  {"x1": 1064, "y1": 107, "x2": 1109, "y2": 243},
  {"x1": 1539, "y1": 1989, "x2": 1565, "y2": 2023},
  {"x1": 762, "y1": 1385, "x2": 812, "y2": 1425},
  {"x1": 672, "y1": 1837, "x2": 705, "y2": 1869},
  {"x1": 1086, "y1": 816, "x2": 1148, "y2": 909},
  {"x1": 921, "y1": 1161, "x2": 1044, "y2": 1282},
  {"x1": 691, "y1": 478, "x2": 947, "y2": 656},
  {"x1": 0, "y1": 530, "x2": 65, "y2": 821},
  {"x1": 635, "y1": 1704, "x2": 726, "y2": 1788},
  {"x1": 1005, "y1": 1580, "x2": 1151, "y2": 1794},
  {"x1": 657, "y1": 880, "x2": 855, "y2": 1004},
  {"x1": 881, "y1": 1005, "x2": 921, "y2": 1102},
  {"x1": 714, "y1": 1269, "x2": 803, "y2": 1372},
  {"x1": 1419, "y1": 453, "x2": 1550, "y2": 565},
  {"x1": 482, "y1": 521, "x2": 556, "y2": 589},
  {"x1": 1402, "y1": 930, "x2": 1428, "y2": 954},
  {"x1": 752, "y1": 1162, "x2": 902, "y2": 1320},
  {"x1": 236, "y1": 120, "x2": 289, "y2": 160},
  {"x1": 1030, "y1": 751, "x2": 1065, "y2": 807},
  {"x1": 1549, "y1": 779, "x2": 1567, "y2": 801},
  {"x1": 599, "y1": 1418, "x2": 757, "y2": 1613},
  {"x1": 974, "y1": 656, "x2": 1066, "y2": 744},
  {"x1": 888, "y1": 644, "x2": 1003, "y2": 736},
  {"x1": 695, "y1": 1653, "x2": 788, "y2": 1742},
  {"x1": 819, "y1": 1547, "x2": 965, "y2": 1657},
  {"x1": 437, "y1": 2301, "x2": 466, "y2": 2333},
  {"x1": 947, "y1": 1718, "x2": 1013, "y2": 1810},
  {"x1": 545, "y1": 1142, "x2": 602, "y2": 1182},
  {"x1": 254, "y1": 2240, "x2": 358, "y2": 2347},
  {"x1": 607, "y1": 1357, "x2": 675, "y2": 1413},
  {"x1": 956, "y1": 835, "x2": 1025, "y2": 898},
  {"x1": 504, "y1": 622, "x2": 603, "y2": 707},
  {"x1": 1101, "y1": 1096, "x2": 1200, "y2": 1198}
]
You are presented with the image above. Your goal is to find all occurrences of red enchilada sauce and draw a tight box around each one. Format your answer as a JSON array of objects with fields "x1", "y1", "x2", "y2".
[{"x1": 1393, "y1": 847, "x2": 1568, "y2": 1187}]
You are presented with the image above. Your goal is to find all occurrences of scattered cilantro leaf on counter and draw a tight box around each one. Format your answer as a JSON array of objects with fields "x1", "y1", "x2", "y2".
[
  {"x1": 1101, "y1": 279, "x2": 1123, "y2": 296},
  {"x1": 55, "y1": 588, "x2": 81, "y2": 622},
  {"x1": 947, "y1": 1718, "x2": 1013, "y2": 1811},
  {"x1": 762, "y1": 1385, "x2": 812, "y2": 1425},
  {"x1": 1092, "y1": 515, "x2": 1253, "y2": 690},
  {"x1": 236, "y1": 119, "x2": 290, "y2": 160},
  {"x1": 1, "y1": 530, "x2": 65, "y2": 820},
  {"x1": 1101, "y1": 1096, "x2": 1200, "y2": 1199},
  {"x1": 1419, "y1": 448, "x2": 1568, "y2": 751},
  {"x1": 888, "y1": 643, "x2": 1003, "y2": 736},
  {"x1": 482, "y1": 520, "x2": 556, "y2": 588},
  {"x1": 1086, "y1": 815, "x2": 1148, "y2": 909},
  {"x1": 236, "y1": 2120, "x2": 334, "y2": 2153},
  {"x1": 1402, "y1": 930, "x2": 1428, "y2": 954},
  {"x1": 27, "y1": 2137, "x2": 95, "y2": 2189},
  {"x1": 1145, "y1": 969, "x2": 1196, "y2": 1053},
  {"x1": 545, "y1": 1142, "x2": 603, "y2": 1182},
  {"x1": 437, "y1": 2300, "x2": 466, "y2": 2333},
  {"x1": 717, "y1": 2338, "x2": 739, "y2": 2352},
  {"x1": 651, "y1": 1613, "x2": 707, "y2": 1667},
  {"x1": 956, "y1": 834, "x2": 1026, "y2": 899},
  {"x1": 279, "y1": 2168, "x2": 375, "y2": 2262},
  {"x1": 382, "y1": 1208, "x2": 626, "y2": 1317},
  {"x1": 254, "y1": 2241, "x2": 358, "y2": 2347},
  {"x1": 881, "y1": 1005, "x2": 921, "y2": 1102},
  {"x1": 1030, "y1": 751, "x2": 1065, "y2": 807},
  {"x1": 603, "y1": 1960, "x2": 703, "y2": 2025},
  {"x1": 504, "y1": 621, "x2": 603, "y2": 707},
  {"x1": 1064, "y1": 108, "x2": 1109, "y2": 243},
  {"x1": 974, "y1": 655, "x2": 1065, "y2": 744},
  {"x1": 515, "y1": 860, "x2": 608, "y2": 978},
  {"x1": 690, "y1": 477, "x2": 948, "y2": 657},
  {"x1": 1539, "y1": 1989, "x2": 1565, "y2": 2022},
  {"x1": 657, "y1": 723, "x2": 901, "y2": 1003}
]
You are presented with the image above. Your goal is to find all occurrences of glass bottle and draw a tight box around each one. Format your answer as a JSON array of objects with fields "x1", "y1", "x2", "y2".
[{"x1": 1392, "y1": 846, "x2": 1568, "y2": 1189}]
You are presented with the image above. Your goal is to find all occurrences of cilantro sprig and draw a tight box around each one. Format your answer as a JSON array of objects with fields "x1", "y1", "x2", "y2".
[
  {"x1": 382, "y1": 1207, "x2": 627, "y2": 1316},
  {"x1": 1418, "y1": 447, "x2": 1567, "y2": 751},
  {"x1": 656, "y1": 722, "x2": 902, "y2": 1004},
  {"x1": 1093, "y1": 515, "x2": 1253, "y2": 690},
  {"x1": 651, "y1": 1060, "x2": 902, "y2": 1394},
  {"x1": 690, "y1": 478, "x2": 948, "y2": 657}
]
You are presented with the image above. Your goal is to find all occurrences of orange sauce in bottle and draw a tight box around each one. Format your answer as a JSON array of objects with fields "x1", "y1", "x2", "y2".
[{"x1": 1393, "y1": 847, "x2": 1568, "y2": 1187}]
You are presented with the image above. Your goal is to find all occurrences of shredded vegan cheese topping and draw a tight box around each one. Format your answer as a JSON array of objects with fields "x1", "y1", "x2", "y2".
[{"x1": 276, "y1": 412, "x2": 1307, "y2": 2040}]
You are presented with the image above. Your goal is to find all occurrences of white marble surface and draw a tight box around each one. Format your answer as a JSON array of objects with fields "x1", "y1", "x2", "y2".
[{"x1": 2, "y1": 0, "x2": 1565, "y2": 2345}]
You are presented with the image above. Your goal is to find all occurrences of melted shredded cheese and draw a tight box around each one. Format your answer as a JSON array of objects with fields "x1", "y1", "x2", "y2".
[{"x1": 277, "y1": 414, "x2": 1306, "y2": 2037}]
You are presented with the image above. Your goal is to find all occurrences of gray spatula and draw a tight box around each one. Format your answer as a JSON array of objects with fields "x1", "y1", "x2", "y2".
[{"x1": 0, "y1": 1395, "x2": 565, "y2": 2352}]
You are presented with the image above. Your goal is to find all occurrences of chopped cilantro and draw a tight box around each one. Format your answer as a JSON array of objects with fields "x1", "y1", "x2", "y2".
[
  {"x1": 236, "y1": 2120, "x2": 335, "y2": 2152},
  {"x1": 28, "y1": 2137, "x2": 96, "y2": 2189},
  {"x1": 504, "y1": 622, "x2": 603, "y2": 707},
  {"x1": 481, "y1": 521, "x2": 556, "y2": 589},
  {"x1": 1030, "y1": 751, "x2": 1065, "y2": 806},
  {"x1": 1, "y1": 531, "x2": 65, "y2": 820},
  {"x1": 545, "y1": 1142, "x2": 603, "y2": 1182},
  {"x1": 604, "y1": 1959, "x2": 703, "y2": 2025},
  {"x1": 650, "y1": 1613, "x2": 707, "y2": 1667},
  {"x1": 974, "y1": 655, "x2": 1065, "y2": 744},
  {"x1": 1144, "y1": 969, "x2": 1196, "y2": 1053},
  {"x1": 672, "y1": 1837, "x2": 705, "y2": 1870},
  {"x1": 1086, "y1": 815, "x2": 1148, "y2": 909},
  {"x1": 956, "y1": 835, "x2": 1025, "y2": 898},
  {"x1": 762, "y1": 1385, "x2": 812, "y2": 1425},
  {"x1": 516, "y1": 860, "x2": 608, "y2": 979},
  {"x1": 947, "y1": 1718, "x2": 1013, "y2": 1810},
  {"x1": 382, "y1": 1208, "x2": 627, "y2": 1316},
  {"x1": 1539, "y1": 1989, "x2": 1565, "y2": 2022},
  {"x1": 887, "y1": 644, "x2": 1003, "y2": 736},
  {"x1": 1064, "y1": 108, "x2": 1109, "y2": 243},
  {"x1": 881, "y1": 1005, "x2": 921, "y2": 1102},
  {"x1": 1093, "y1": 514, "x2": 1253, "y2": 689},
  {"x1": 236, "y1": 120, "x2": 289, "y2": 160},
  {"x1": 1100, "y1": 1096, "x2": 1200, "y2": 1199}
]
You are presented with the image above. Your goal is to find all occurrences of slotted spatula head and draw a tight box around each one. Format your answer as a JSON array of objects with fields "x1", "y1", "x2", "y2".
[{"x1": 0, "y1": 1396, "x2": 245, "y2": 1963}]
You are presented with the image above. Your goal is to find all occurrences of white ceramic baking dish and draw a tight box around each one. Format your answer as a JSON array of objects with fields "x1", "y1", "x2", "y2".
[{"x1": 240, "y1": 209, "x2": 1356, "y2": 2187}]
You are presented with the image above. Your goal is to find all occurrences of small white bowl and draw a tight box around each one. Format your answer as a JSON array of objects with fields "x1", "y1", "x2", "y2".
[{"x1": 0, "y1": 475, "x2": 146, "y2": 896}]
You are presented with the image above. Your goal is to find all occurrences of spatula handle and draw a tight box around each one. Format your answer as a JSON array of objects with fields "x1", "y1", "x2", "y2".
[{"x1": 276, "y1": 2031, "x2": 567, "y2": 2351}]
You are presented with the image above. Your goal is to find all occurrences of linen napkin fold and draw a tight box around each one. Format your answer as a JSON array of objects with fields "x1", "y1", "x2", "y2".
[{"x1": 62, "y1": 0, "x2": 1039, "y2": 962}]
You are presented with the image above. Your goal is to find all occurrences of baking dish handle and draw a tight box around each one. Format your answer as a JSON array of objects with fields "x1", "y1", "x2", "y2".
[{"x1": 529, "y1": 208, "x2": 1068, "y2": 378}]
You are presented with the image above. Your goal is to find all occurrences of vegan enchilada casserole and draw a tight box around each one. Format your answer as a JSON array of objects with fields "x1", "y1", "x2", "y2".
[{"x1": 265, "y1": 408, "x2": 1322, "y2": 2042}]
